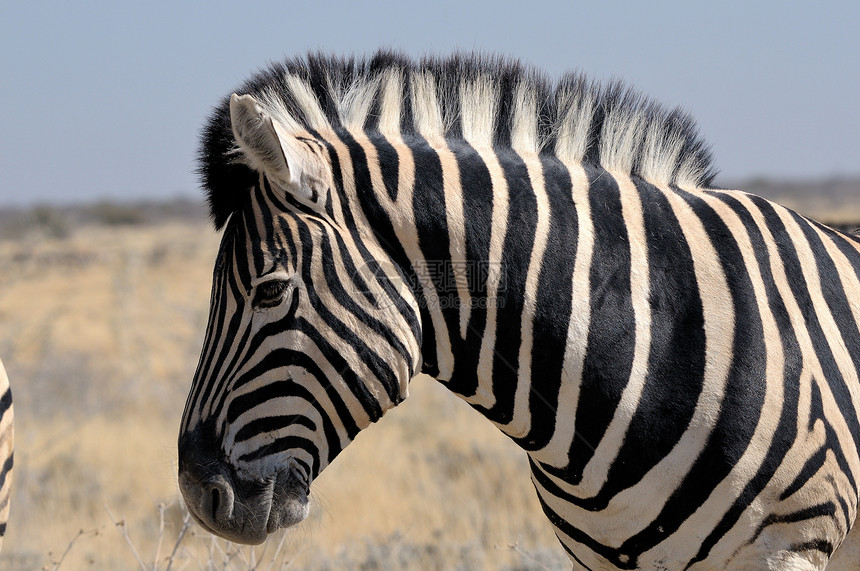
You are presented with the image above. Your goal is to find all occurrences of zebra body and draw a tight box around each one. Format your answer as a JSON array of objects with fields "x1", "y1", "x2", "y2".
[
  {"x1": 0, "y1": 359, "x2": 12, "y2": 551},
  {"x1": 178, "y1": 53, "x2": 860, "y2": 569}
]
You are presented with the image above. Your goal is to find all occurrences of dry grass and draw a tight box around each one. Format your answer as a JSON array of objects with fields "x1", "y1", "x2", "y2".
[{"x1": 0, "y1": 217, "x2": 566, "y2": 570}]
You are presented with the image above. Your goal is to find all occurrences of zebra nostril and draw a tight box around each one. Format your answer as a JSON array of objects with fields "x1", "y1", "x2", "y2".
[{"x1": 199, "y1": 475, "x2": 234, "y2": 524}]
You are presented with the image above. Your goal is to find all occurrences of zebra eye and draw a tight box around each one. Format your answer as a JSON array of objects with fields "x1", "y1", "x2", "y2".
[{"x1": 252, "y1": 279, "x2": 289, "y2": 309}]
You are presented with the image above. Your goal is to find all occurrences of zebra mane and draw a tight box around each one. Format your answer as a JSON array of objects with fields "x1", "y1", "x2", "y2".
[{"x1": 200, "y1": 50, "x2": 717, "y2": 229}]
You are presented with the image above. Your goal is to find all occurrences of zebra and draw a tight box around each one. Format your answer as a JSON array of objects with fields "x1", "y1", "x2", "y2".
[
  {"x1": 177, "y1": 52, "x2": 860, "y2": 569},
  {"x1": 0, "y1": 359, "x2": 12, "y2": 551}
]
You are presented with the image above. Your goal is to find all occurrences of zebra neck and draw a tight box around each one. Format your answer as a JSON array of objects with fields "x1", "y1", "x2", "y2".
[
  {"x1": 409, "y1": 145, "x2": 590, "y2": 435},
  {"x1": 349, "y1": 133, "x2": 593, "y2": 433}
]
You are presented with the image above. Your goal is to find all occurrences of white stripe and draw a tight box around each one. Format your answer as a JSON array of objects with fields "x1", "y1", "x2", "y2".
[
  {"x1": 599, "y1": 106, "x2": 645, "y2": 176},
  {"x1": 461, "y1": 130, "x2": 505, "y2": 409},
  {"x1": 439, "y1": 148, "x2": 472, "y2": 341},
  {"x1": 460, "y1": 76, "x2": 498, "y2": 148},
  {"x1": 283, "y1": 73, "x2": 332, "y2": 134},
  {"x1": 568, "y1": 172, "x2": 652, "y2": 494},
  {"x1": 411, "y1": 73, "x2": 444, "y2": 140},
  {"x1": 498, "y1": 153, "x2": 549, "y2": 438},
  {"x1": 339, "y1": 76, "x2": 380, "y2": 130},
  {"x1": 535, "y1": 162, "x2": 592, "y2": 465}
]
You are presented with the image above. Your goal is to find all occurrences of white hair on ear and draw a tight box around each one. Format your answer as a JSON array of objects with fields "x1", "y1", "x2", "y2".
[{"x1": 229, "y1": 93, "x2": 293, "y2": 177}]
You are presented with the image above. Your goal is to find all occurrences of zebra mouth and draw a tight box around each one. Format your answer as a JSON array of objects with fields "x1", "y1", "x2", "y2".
[{"x1": 265, "y1": 464, "x2": 310, "y2": 533}]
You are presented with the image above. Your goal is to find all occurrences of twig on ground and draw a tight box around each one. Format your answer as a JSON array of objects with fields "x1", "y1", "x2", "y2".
[
  {"x1": 104, "y1": 504, "x2": 149, "y2": 571},
  {"x1": 46, "y1": 528, "x2": 99, "y2": 571},
  {"x1": 509, "y1": 542, "x2": 555, "y2": 571},
  {"x1": 152, "y1": 502, "x2": 166, "y2": 571},
  {"x1": 164, "y1": 508, "x2": 193, "y2": 571}
]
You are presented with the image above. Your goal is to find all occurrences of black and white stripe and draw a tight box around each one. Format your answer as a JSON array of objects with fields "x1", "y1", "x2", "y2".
[
  {"x1": 0, "y1": 360, "x2": 13, "y2": 551},
  {"x1": 180, "y1": 52, "x2": 860, "y2": 569}
]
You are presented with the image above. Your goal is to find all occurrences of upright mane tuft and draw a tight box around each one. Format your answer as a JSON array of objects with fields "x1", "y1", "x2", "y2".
[{"x1": 199, "y1": 50, "x2": 717, "y2": 229}]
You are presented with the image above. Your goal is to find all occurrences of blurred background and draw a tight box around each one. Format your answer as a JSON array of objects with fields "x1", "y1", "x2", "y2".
[{"x1": 1, "y1": 1, "x2": 858, "y2": 568}]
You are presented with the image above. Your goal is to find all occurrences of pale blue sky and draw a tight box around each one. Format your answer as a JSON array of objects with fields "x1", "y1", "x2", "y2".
[{"x1": 1, "y1": 1, "x2": 858, "y2": 206}]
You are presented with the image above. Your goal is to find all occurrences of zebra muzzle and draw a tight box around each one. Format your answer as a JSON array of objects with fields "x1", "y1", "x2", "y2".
[
  {"x1": 178, "y1": 450, "x2": 310, "y2": 544},
  {"x1": 177, "y1": 460, "x2": 269, "y2": 544}
]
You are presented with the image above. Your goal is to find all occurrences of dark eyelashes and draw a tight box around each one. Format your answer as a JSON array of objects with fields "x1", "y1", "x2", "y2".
[{"x1": 252, "y1": 280, "x2": 290, "y2": 309}]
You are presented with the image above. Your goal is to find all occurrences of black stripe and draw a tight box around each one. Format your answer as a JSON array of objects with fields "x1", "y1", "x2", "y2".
[
  {"x1": 752, "y1": 502, "x2": 836, "y2": 546},
  {"x1": 558, "y1": 537, "x2": 595, "y2": 571},
  {"x1": 234, "y1": 415, "x2": 316, "y2": 444},
  {"x1": 516, "y1": 155, "x2": 577, "y2": 450},
  {"x1": 440, "y1": 139, "x2": 495, "y2": 399},
  {"x1": 790, "y1": 539, "x2": 834, "y2": 556},
  {"x1": 408, "y1": 134, "x2": 459, "y2": 379},
  {"x1": 491, "y1": 64, "x2": 522, "y2": 149},
  {"x1": 369, "y1": 132, "x2": 400, "y2": 202},
  {"x1": 0, "y1": 387, "x2": 10, "y2": 416},
  {"x1": 0, "y1": 454, "x2": 12, "y2": 491},
  {"x1": 565, "y1": 167, "x2": 635, "y2": 482},
  {"x1": 239, "y1": 435, "x2": 321, "y2": 477},
  {"x1": 485, "y1": 147, "x2": 537, "y2": 422}
]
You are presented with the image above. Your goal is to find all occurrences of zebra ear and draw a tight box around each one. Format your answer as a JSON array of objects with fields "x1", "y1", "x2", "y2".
[{"x1": 229, "y1": 94, "x2": 325, "y2": 209}]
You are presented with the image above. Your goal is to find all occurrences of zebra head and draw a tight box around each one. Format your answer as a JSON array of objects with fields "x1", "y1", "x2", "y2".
[{"x1": 178, "y1": 94, "x2": 422, "y2": 544}]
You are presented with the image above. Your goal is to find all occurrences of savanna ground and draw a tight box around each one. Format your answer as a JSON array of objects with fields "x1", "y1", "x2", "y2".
[{"x1": 0, "y1": 180, "x2": 857, "y2": 570}]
